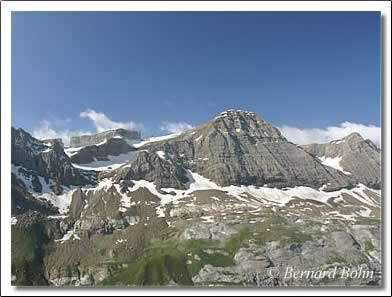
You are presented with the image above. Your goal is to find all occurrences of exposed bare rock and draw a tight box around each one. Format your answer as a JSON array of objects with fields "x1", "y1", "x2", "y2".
[
  {"x1": 126, "y1": 110, "x2": 356, "y2": 191},
  {"x1": 42, "y1": 138, "x2": 64, "y2": 148},
  {"x1": 12, "y1": 127, "x2": 97, "y2": 196},
  {"x1": 301, "y1": 132, "x2": 381, "y2": 189},
  {"x1": 103, "y1": 150, "x2": 189, "y2": 190},
  {"x1": 69, "y1": 138, "x2": 136, "y2": 164},
  {"x1": 70, "y1": 128, "x2": 140, "y2": 148}
]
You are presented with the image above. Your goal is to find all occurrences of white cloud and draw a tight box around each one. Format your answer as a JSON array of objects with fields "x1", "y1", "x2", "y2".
[
  {"x1": 277, "y1": 122, "x2": 381, "y2": 148},
  {"x1": 32, "y1": 120, "x2": 91, "y2": 147},
  {"x1": 160, "y1": 121, "x2": 194, "y2": 134},
  {"x1": 80, "y1": 109, "x2": 143, "y2": 132}
]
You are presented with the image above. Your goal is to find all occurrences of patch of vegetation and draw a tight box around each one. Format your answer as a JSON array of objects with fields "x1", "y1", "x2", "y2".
[
  {"x1": 11, "y1": 222, "x2": 53, "y2": 286},
  {"x1": 354, "y1": 217, "x2": 381, "y2": 226},
  {"x1": 354, "y1": 254, "x2": 370, "y2": 266},
  {"x1": 224, "y1": 227, "x2": 251, "y2": 255},
  {"x1": 100, "y1": 229, "x2": 248, "y2": 286},
  {"x1": 252, "y1": 218, "x2": 313, "y2": 247},
  {"x1": 326, "y1": 253, "x2": 347, "y2": 264},
  {"x1": 364, "y1": 240, "x2": 375, "y2": 253},
  {"x1": 99, "y1": 217, "x2": 319, "y2": 287},
  {"x1": 100, "y1": 247, "x2": 193, "y2": 286}
]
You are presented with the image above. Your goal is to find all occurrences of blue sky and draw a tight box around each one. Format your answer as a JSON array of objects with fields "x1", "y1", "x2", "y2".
[{"x1": 12, "y1": 12, "x2": 381, "y2": 146}]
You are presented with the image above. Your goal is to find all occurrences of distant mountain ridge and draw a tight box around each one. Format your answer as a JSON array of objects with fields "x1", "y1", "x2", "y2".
[
  {"x1": 301, "y1": 132, "x2": 381, "y2": 189},
  {"x1": 11, "y1": 127, "x2": 96, "y2": 194},
  {"x1": 105, "y1": 109, "x2": 377, "y2": 192},
  {"x1": 10, "y1": 109, "x2": 382, "y2": 287},
  {"x1": 12, "y1": 110, "x2": 381, "y2": 196},
  {"x1": 70, "y1": 128, "x2": 141, "y2": 148}
]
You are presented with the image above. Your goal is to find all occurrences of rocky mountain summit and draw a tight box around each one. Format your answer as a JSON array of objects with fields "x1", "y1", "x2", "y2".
[
  {"x1": 68, "y1": 137, "x2": 137, "y2": 165},
  {"x1": 109, "y1": 110, "x2": 364, "y2": 191},
  {"x1": 70, "y1": 128, "x2": 140, "y2": 148},
  {"x1": 301, "y1": 132, "x2": 381, "y2": 189},
  {"x1": 11, "y1": 110, "x2": 382, "y2": 287},
  {"x1": 12, "y1": 128, "x2": 96, "y2": 195}
]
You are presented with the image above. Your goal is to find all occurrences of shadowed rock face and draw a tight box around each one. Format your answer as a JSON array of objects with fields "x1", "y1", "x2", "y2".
[
  {"x1": 70, "y1": 138, "x2": 136, "y2": 164},
  {"x1": 11, "y1": 174, "x2": 59, "y2": 216},
  {"x1": 301, "y1": 133, "x2": 381, "y2": 189},
  {"x1": 11, "y1": 128, "x2": 96, "y2": 194},
  {"x1": 42, "y1": 138, "x2": 64, "y2": 148},
  {"x1": 70, "y1": 128, "x2": 140, "y2": 148},
  {"x1": 115, "y1": 110, "x2": 356, "y2": 191},
  {"x1": 101, "y1": 151, "x2": 189, "y2": 190}
]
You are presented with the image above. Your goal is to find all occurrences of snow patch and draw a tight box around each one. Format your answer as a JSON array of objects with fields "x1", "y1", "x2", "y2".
[
  {"x1": 72, "y1": 150, "x2": 140, "y2": 171},
  {"x1": 115, "y1": 239, "x2": 128, "y2": 245},
  {"x1": 12, "y1": 165, "x2": 77, "y2": 214},
  {"x1": 195, "y1": 135, "x2": 203, "y2": 142},
  {"x1": 156, "y1": 206, "x2": 166, "y2": 218},
  {"x1": 156, "y1": 151, "x2": 166, "y2": 160},
  {"x1": 201, "y1": 216, "x2": 215, "y2": 223},
  {"x1": 327, "y1": 211, "x2": 356, "y2": 221},
  {"x1": 64, "y1": 146, "x2": 85, "y2": 158},
  {"x1": 133, "y1": 133, "x2": 181, "y2": 148},
  {"x1": 357, "y1": 207, "x2": 372, "y2": 217},
  {"x1": 54, "y1": 230, "x2": 80, "y2": 244},
  {"x1": 318, "y1": 156, "x2": 352, "y2": 175},
  {"x1": 37, "y1": 186, "x2": 77, "y2": 214},
  {"x1": 331, "y1": 140, "x2": 345, "y2": 145}
]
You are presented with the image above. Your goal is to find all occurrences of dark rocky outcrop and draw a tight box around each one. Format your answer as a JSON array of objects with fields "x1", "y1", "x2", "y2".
[
  {"x1": 69, "y1": 138, "x2": 136, "y2": 164},
  {"x1": 101, "y1": 150, "x2": 189, "y2": 190},
  {"x1": 11, "y1": 127, "x2": 97, "y2": 195},
  {"x1": 42, "y1": 138, "x2": 64, "y2": 148},
  {"x1": 11, "y1": 173, "x2": 59, "y2": 216}
]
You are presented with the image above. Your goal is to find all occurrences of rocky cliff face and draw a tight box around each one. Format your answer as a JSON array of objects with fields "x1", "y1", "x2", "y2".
[
  {"x1": 11, "y1": 174, "x2": 59, "y2": 216},
  {"x1": 12, "y1": 127, "x2": 96, "y2": 195},
  {"x1": 301, "y1": 132, "x2": 381, "y2": 189},
  {"x1": 10, "y1": 110, "x2": 382, "y2": 287},
  {"x1": 111, "y1": 110, "x2": 356, "y2": 191},
  {"x1": 70, "y1": 128, "x2": 140, "y2": 148},
  {"x1": 69, "y1": 138, "x2": 136, "y2": 165},
  {"x1": 42, "y1": 138, "x2": 64, "y2": 148}
]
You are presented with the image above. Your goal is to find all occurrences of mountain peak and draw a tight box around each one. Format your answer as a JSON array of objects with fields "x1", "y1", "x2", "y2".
[
  {"x1": 301, "y1": 131, "x2": 380, "y2": 189},
  {"x1": 70, "y1": 128, "x2": 141, "y2": 148},
  {"x1": 342, "y1": 132, "x2": 364, "y2": 142},
  {"x1": 128, "y1": 109, "x2": 355, "y2": 191},
  {"x1": 208, "y1": 109, "x2": 284, "y2": 140},
  {"x1": 215, "y1": 109, "x2": 257, "y2": 119},
  {"x1": 326, "y1": 132, "x2": 365, "y2": 146}
]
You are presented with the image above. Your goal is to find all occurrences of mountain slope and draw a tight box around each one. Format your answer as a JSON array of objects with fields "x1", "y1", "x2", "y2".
[
  {"x1": 10, "y1": 110, "x2": 382, "y2": 287},
  {"x1": 11, "y1": 128, "x2": 97, "y2": 215},
  {"x1": 113, "y1": 110, "x2": 356, "y2": 191},
  {"x1": 301, "y1": 132, "x2": 381, "y2": 189},
  {"x1": 12, "y1": 128, "x2": 96, "y2": 193},
  {"x1": 66, "y1": 137, "x2": 137, "y2": 165}
]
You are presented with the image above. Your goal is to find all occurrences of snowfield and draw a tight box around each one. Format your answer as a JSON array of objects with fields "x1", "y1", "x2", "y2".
[
  {"x1": 86, "y1": 169, "x2": 380, "y2": 215},
  {"x1": 133, "y1": 133, "x2": 182, "y2": 148},
  {"x1": 12, "y1": 165, "x2": 79, "y2": 214},
  {"x1": 13, "y1": 160, "x2": 380, "y2": 218},
  {"x1": 318, "y1": 156, "x2": 352, "y2": 175},
  {"x1": 71, "y1": 150, "x2": 140, "y2": 171}
]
